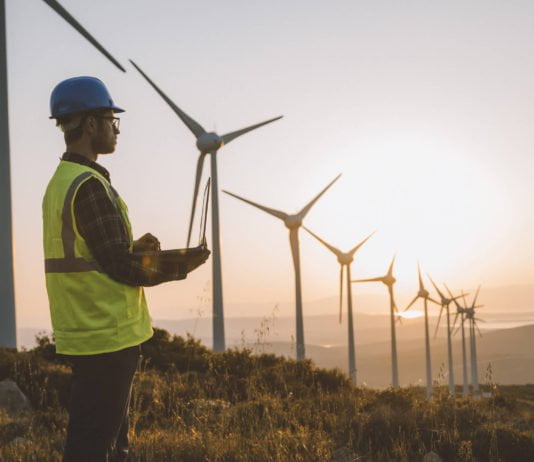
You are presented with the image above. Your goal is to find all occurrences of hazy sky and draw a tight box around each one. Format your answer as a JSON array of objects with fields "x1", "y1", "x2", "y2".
[{"x1": 5, "y1": 0, "x2": 534, "y2": 328}]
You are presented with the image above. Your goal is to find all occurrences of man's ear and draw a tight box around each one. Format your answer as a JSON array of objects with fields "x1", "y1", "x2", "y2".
[{"x1": 84, "y1": 115, "x2": 96, "y2": 134}]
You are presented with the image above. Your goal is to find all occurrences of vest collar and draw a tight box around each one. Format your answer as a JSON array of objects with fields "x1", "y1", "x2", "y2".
[{"x1": 62, "y1": 152, "x2": 111, "y2": 182}]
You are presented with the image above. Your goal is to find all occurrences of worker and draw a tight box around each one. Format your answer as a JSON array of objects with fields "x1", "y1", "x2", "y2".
[{"x1": 42, "y1": 76, "x2": 210, "y2": 461}]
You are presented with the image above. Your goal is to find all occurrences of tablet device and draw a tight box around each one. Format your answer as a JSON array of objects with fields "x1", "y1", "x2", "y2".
[{"x1": 133, "y1": 178, "x2": 211, "y2": 264}]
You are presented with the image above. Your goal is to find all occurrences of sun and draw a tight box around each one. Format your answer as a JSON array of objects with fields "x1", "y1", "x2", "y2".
[{"x1": 397, "y1": 310, "x2": 424, "y2": 320}]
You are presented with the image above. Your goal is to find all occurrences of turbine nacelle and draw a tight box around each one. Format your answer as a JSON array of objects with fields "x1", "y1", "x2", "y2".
[
  {"x1": 284, "y1": 215, "x2": 302, "y2": 230},
  {"x1": 383, "y1": 275, "x2": 396, "y2": 286},
  {"x1": 337, "y1": 254, "x2": 354, "y2": 265},
  {"x1": 418, "y1": 288, "x2": 429, "y2": 299},
  {"x1": 464, "y1": 307, "x2": 475, "y2": 319},
  {"x1": 196, "y1": 132, "x2": 223, "y2": 153}
]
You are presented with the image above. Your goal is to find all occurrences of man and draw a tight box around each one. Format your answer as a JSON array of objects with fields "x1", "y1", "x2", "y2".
[{"x1": 42, "y1": 76, "x2": 209, "y2": 461}]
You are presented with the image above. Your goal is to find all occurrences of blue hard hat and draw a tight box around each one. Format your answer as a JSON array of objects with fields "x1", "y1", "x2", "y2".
[{"x1": 49, "y1": 76, "x2": 125, "y2": 119}]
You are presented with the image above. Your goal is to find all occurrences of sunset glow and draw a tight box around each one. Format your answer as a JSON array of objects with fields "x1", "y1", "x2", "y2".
[
  {"x1": 4, "y1": 0, "x2": 534, "y2": 332},
  {"x1": 397, "y1": 310, "x2": 424, "y2": 320}
]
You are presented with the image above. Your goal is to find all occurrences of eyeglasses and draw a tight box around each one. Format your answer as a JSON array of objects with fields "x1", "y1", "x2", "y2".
[{"x1": 94, "y1": 115, "x2": 120, "y2": 130}]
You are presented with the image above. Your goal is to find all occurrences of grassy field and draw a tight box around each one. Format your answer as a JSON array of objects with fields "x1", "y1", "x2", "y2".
[{"x1": 1, "y1": 328, "x2": 533, "y2": 461}]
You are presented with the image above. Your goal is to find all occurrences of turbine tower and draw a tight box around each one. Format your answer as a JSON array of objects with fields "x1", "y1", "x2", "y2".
[
  {"x1": 1, "y1": 0, "x2": 125, "y2": 348},
  {"x1": 353, "y1": 256, "x2": 400, "y2": 388},
  {"x1": 129, "y1": 61, "x2": 282, "y2": 353},
  {"x1": 429, "y1": 277, "x2": 464, "y2": 396},
  {"x1": 303, "y1": 227, "x2": 374, "y2": 385},
  {"x1": 223, "y1": 174, "x2": 341, "y2": 360},
  {"x1": 403, "y1": 264, "x2": 440, "y2": 399}
]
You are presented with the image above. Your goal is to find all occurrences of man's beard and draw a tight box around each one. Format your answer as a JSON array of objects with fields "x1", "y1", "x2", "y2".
[{"x1": 91, "y1": 131, "x2": 115, "y2": 154}]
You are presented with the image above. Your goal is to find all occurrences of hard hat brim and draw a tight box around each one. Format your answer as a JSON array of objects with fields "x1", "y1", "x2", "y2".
[{"x1": 49, "y1": 105, "x2": 125, "y2": 120}]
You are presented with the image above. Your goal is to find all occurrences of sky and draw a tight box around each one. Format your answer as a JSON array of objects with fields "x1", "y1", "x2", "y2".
[{"x1": 4, "y1": 0, "x2": 534, "y2": 330}]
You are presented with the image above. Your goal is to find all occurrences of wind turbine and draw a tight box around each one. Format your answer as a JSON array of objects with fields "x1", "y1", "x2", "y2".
[
  {"x1": 223, "y1": 174, "x2": 341, "y2": 360},
  {"x1": 464, "y1": 286, "x2": 484, "y2": 394},
  {"x1": 353, "y1": 256, "x2": 400, "y2": 388},
  {"x1": 1, "y1": 0, "x2": 125, "y2": 348},
  {"x1": 129, "y1": 61, "x2": 282, "y2": 353},
  {"x1": 429, "y1": 278, "x2": 464, "y2": 396},
  {"x1": 450, "y1": 288, "x2": 469, "y2": 396},
  {"x1": 403, "y1": 264, "x2": 440, "y2": 399},
  {"x1": 303, "y1": 227, "x2": 374, "y2": 385}
]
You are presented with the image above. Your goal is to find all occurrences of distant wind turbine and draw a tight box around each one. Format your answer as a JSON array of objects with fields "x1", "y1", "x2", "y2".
[
  {"x1": 303, "y1": 227, "x2": 374, "y2": 385},
  {"x1": 1, "y1": 0, "x2": 125, "y2": 348},
  {"x1": 464, "y1": 286, "x2": 484, "y2": 394},
  {"x1": 129, "y1": 60, "x2": 282, "y2": 353},
  {"x1": 353, "y1": 256, "x2": 400, "y2": 388},
  {"x1": 223, "y1": 174, "x2": 341, "y2": 360},
  {"x1": 403, "y1": 264, "x2": 440, "y2": 399},
  {"x1": 450, "y1": 288, "x2": 469, "y2": 396},
  {"x1": 429, "y1": 277, "x2": 465, "y2": 396}
]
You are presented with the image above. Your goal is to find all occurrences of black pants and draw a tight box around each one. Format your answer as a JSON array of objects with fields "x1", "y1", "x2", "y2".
[{"x1": 62, "y1": 345, "x2": 140, "y2": 462}]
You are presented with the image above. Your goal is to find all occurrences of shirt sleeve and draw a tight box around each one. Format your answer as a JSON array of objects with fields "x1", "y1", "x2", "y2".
[{"x1": 73, "y1": 177, "x2": 186, "y2": 287}]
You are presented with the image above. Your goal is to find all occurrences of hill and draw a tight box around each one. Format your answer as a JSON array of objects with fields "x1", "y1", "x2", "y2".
[{"x1": 1, "y1": 329, "x2": 533, "y2": 461}]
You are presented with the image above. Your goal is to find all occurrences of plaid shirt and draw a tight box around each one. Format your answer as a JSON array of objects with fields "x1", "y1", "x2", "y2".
[{"x1": 63, "y1": 152, "x2": 185, "y2": 286}]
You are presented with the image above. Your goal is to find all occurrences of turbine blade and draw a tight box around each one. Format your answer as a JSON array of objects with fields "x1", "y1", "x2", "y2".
[
  {"x1": 452, "y1": 312, "x2": 460, "y2": 331},
  {"x1": 221, "y1": 116, "x2": 283, "y2": 145},
  {"x1": 444, "y1": 283, "x2": 455, "y2": 300},
  {"x1": 404, "y1": 295, "x2": 419, "y2": 312},
  {"x1": 339, "y1": 266, "x2": 344, "y2": 324},
  {"x1": 43, "y1": 0, "x2": 125, "y2": 72},
  {"x1": 452, "y1": 293, "x2": 467, "y2": 302},
  {"x1": 387, "y1": 255, "x2": 396, "y2": 277},
  {"x1": 348, "y1": 231, "x2": 375, "y2": 256},
  {"x1": 434, "y1": 304, "x2": 445, "y2": 338},
  {"x1": 296, "y1": 174, "x2": 341, "y2": 220},
  {"x1": 472, "y1": 285, "x2": 481, "y2": 307},
  {"x1": 475, "y1": 321, "x2": 483, "y2": 338},
  {"x1": 129, "y1": 60, "x2": 206, "y2": 137},
  {"x1": 303, "y1": 226, "x2": 341, "y2": 258},
  {"x1": 417, "y1": 263, "x2": 425, "y2": 290},
  {"x1": 428, "y1": 296, "x2": 441, "y2": 306},
  {"x1": 389, "y1": 285, "x2": 398, "y2": 313},
  {"x1": 289, "y1": 228, "x2": 301, "y2": 276},
  {"x1": 427, "y1": 274, "x2": 445, "y2": 300},
  {"x1": 451, "y1": 296, "x2": 463, "y2": 311},
  {"x1": 352, "y1": 276, "x2": 384, "y2": 283},
  {"x1": 186, "y1": 153, "x2": 207, "y2": 247},
  {"x1": 222, "y1": 190, "x2": 288, "y2": 221}
]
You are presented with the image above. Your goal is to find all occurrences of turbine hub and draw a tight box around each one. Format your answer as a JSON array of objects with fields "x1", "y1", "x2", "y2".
[
  {"x1": 196, "y1": 132, "x2": 223, "y2": 153},
  {"x1": 338, "y1": 254, "x2": 353, "y2": 265},
  {"x1": 284, "y1": 215, "x2": 302, "y2": 229},
  {"x1": 419, "y1": 289, "x2": 429, "y2": 298},
  {"x1": 384, "y1": 275, "x2": 396, "y2": 286}
]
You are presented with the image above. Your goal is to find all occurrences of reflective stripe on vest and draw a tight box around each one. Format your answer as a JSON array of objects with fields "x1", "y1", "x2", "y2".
[{"x1": 44, "y1": 171, "x2": 101, "y2": 273}]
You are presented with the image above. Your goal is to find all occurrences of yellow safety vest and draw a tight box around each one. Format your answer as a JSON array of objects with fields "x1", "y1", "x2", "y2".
[{"x1": 42, "y1": 160, "x2": 153, "y2": 355}]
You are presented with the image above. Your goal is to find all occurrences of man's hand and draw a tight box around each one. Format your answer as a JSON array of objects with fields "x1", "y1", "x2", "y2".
[{"x1": 133, "y1": 233, "x2": 161, "y2": 252}]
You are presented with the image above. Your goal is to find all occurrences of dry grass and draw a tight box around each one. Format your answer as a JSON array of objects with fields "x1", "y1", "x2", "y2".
[{"x1": 0, "y1": 329, "x2": 533, "y2": 461}]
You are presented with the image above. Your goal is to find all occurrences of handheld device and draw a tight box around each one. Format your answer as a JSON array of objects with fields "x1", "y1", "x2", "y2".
[{"x1": 133, "y1": 178, "x2": 211, "y2": 265}]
